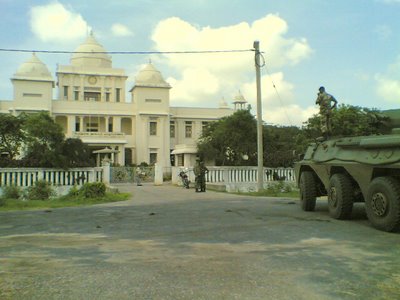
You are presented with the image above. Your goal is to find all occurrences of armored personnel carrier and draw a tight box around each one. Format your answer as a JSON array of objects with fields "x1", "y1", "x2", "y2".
[{"x1": 294, "y1": 109, "x2": 400, "y2": 232}]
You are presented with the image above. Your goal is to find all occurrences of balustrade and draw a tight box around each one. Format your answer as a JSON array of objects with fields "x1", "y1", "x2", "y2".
[
  {"x1": 172, "y1": 166, "x2": 295, "y2": 185},
  {"x1": 0, "y1": 168, "x2": 104, "y2": 187}
]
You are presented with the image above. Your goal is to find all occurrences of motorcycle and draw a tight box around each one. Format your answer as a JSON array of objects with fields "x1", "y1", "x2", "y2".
[{"x1": 178, "y1": 169, "x2": 190, "y2": 189}]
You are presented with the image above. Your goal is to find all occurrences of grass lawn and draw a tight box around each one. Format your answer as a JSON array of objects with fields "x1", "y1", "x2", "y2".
[{"x1": 0, "y1": 193, "x2": 131, "y2": 211}]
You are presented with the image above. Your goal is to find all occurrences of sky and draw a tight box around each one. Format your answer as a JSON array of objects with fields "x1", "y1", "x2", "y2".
[{"x1": 1, "y1": 0, "x2": 400, "y2": 126}]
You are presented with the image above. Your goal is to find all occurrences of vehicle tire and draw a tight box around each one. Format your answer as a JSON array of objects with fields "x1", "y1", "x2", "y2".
[
  {"x1": 299, "y1": 171, "x2": 317, "y2": 211},
  {"x1": 328, "y1": 173, "x2": 354, "y2": 219},
  {"x1": 366, "y1": 177, "x2": 400, "y2": 232}
]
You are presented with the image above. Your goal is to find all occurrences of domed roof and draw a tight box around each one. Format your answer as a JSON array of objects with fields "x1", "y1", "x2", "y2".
[
  {"x1": 233, "y1": 90, "x2": 247, "y2": 103},
  {"x1": 219, "y1": 97, "x2": 229, "y2": 109},
  {"x1": 13, "y1": 53, "x2": 53, "y2": 81},
  {"x1": 71, "y1": 33, "x2": 112, "y2": 68},
  {"x1": 134, "y1": 63, "x2": 171, "y2": 88}
]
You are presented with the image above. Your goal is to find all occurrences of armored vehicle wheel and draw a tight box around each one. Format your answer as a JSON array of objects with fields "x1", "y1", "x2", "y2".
[
  {"x1": 366, "y1": 177, "x2": 400, "y2": 232},
  {"x1": 299, "y1": 171, "x2": 316, "y2": 211},
  {"x1": 328, "y1": 174, "x2": 354, "y2": 219}
]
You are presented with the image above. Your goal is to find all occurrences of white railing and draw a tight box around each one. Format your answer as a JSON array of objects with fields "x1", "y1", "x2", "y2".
[
  {"x1": 0, "y1": 167, "x2": 104, "y2": 187},
  {"x1": 73, "y1": 132, "x2": 125, "y2": 138},
  {"x1": 171, "y1": 166, "x2": 295, "y2": 185}
]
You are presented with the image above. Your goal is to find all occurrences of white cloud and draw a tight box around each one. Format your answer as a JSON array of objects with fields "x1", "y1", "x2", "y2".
[
  {"x1": 111, "y1": 23, "x2": 134, "y2": 37},
  {"x1": 375, "y1": 56, "x2": 400, "y2": 103},
  {"x1": 265, "y1": 105, "x2": 318, "y2": 127},
  {"x1": 30, "y1": 2, "x2": 88, "y2": 43},
  {"x1": 375, "y1": 75, "x2": 400, "y2": 103},
  {"x1": 151, "y1": 14, "x2": 314, "y2": 125},
  {"x1": 167, "y1": 68, "x2": 219, "y2": 103},
  {"x1": 240, "y1": 72, "x2": 317, "y2": 126}
]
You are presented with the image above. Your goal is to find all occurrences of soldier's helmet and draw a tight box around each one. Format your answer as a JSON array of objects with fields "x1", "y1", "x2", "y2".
[{"x1": 319, "y1": 86, "x2": 325, "y2": 92}]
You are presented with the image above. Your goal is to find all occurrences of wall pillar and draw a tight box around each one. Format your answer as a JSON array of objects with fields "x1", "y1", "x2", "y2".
[
  {"x1": 113, "y1": 116, "x2": 121, "y2": 132},
  {"x1": 105, "y1": 117, "x2": 109, "y2": 132},
  {"x1": 67, "y1": 115, "x2": 75, "y2": 136},
  {"x1": 154, "y1": 163, "x2": 163, "y2": 186},
  {"x1": 79, "y1": 116, "x2": 84, "y2": 132},
  {"x1": 101, "y1": 159, "x2": 110, "y2": 184}
]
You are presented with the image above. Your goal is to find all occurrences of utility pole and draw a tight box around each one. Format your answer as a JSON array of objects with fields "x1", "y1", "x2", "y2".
[{"x1": 254, "y1": 41, "x2": 264, "y2": 191}]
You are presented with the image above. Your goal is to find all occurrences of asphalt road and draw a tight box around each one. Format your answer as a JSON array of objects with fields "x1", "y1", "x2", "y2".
[{"x1": 1, "y1": 183, "x2": 400, "y2": 300}]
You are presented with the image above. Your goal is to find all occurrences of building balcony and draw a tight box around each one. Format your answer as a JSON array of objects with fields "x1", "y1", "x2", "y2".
[{"x1": 73, "y1": 131, "x2": 127, "y2": 144}]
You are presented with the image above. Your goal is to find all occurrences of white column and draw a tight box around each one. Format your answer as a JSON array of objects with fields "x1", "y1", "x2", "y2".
[
  {"x1": 101, "y1": 160, "x2": 110, "y2": 184},
  {"x1": 113, "y1": 116, "x2": 121, "y2": 132},
  {"x1": 67, "y1": 115, "x2": 75, "y2": 136},
  {"x1": 117, "y1": 145, "x2": 125, "y2": 166},
  {"x1": 105, "y1": 117, "x2": 109, "y2": 133},
  {"x1": 79, "y1": 116, "x2": 84, "y2": 132}
]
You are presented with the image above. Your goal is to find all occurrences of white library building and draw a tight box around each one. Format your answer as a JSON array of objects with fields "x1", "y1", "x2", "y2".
[{"x1": 0, "y1": 34, "x2": 248, "y2": 167}]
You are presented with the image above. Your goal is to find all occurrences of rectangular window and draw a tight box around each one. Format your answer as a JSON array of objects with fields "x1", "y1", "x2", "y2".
[
  {"x1": 149, "y1": 121, "x2": 157, "y2": 136},
  {"x1": 185, "y1": 121, "x2": 192, "y2": 138},
  {"x1": 150, "y1": 153, "x2": 157, "y2": 165},
  {"x1": 23, "y1": 93, "x2": 42, "y2": 97},
  {"x1": 115, "y1": 88, "x2": 121, "y2": 102},
  {"x1": 84, "y1": 92, "x2": 100, "y2": 101},
  {"x1": 170, "y1": 121, "x2": 175, "y2": 138},
  {"x1": 63, "y1": 86, "x2": 68, "y2": 100},
  {"x1": 125, "y1": 148, "x2": 133, "y2": 166},
  {"x1": 202, "y1": 121, "x2": 209, "y2": 133},
  {"x1": 177, "y1": 154, "x2": 184, "y2": 167},
  {"x1": 75, "y1": 122, "x2": 80, "y2": 132},
  {"x1": 106, "y1": 92, "x2": 110, "y2": 102},
  {"x1": 170, "y1": 151, "x2": 175, "y2": 166},
  {"x1": 74, "y1": 91, "x2": 79, "y2": 101},
  {"x1": 108, "y1": 122, "x2": 113, "y2": 132},
  {"x1": 86, "y1": 122, "x2": 98, "y2": 132}
]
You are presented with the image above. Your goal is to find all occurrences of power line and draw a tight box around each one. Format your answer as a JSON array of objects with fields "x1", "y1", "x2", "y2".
[
  {"x1": 0, "y1": 48, "x2": 254, "y2": 55},
  {"x1": 263, "y1": 63, "x2": 293, "y2": 127}
]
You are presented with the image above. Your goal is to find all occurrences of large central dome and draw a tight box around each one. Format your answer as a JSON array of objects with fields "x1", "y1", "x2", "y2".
[{"x1": 71, "y1": 33, "x2": 112, "y2": 68}]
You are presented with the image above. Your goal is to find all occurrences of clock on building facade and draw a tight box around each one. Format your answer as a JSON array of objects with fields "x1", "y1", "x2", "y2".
[{"x1": 88, "y1": 76, "x2": 97, "y2": 84}]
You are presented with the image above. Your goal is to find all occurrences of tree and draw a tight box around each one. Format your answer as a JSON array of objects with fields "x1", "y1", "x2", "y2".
[
  {"x1": 61, "y1": 138, "x2": 94, "y2": 167},
  {"x1": 198, "y1": 109, "x2": 303, "y2": 167},
  {"x1": 0, "y1": 112, "x2": 96, "y2": 168},
  {"x1": 263, "y1": 125, "x2": 302, "y2": 167},
  {"x1": 0, "y1": 114, "x2": 25, "y2": 159},
  {"x1": 302, "y1": 104, "x2": 390, "y2": 140},
  {"x1": 197, "y1": 109, "x2": 258, "y2": 165},
  {"x1": 21, "y1": 112, "x2": 66, "y2": 167}
]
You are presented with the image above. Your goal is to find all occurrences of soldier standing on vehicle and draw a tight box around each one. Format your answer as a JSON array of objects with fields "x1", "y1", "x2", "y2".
[{"x1": 315, "y1": 86, "x2": 338, "y2": 139}]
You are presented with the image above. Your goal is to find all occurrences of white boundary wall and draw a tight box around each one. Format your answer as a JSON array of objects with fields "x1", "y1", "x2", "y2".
[
  {"x1": 0, "y1": 167, "x2": 104, "y2": 196},
  {"x1": 172, "y1": 166, "x2": 295, "y2": 191}
]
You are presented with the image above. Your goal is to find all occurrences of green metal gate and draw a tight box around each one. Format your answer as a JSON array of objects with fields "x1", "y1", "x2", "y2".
[{"x1": 110, "y1": 166, "x2": 155, "y2": 183}]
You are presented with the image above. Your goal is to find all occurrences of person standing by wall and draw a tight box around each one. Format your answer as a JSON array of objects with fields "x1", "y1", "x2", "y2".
[
  {"x1": 194, "y1": 158, "x2": 208, "y2": 192},
  {"x1": 135, "y1": 166, "x2": 143, "y2": 186}
]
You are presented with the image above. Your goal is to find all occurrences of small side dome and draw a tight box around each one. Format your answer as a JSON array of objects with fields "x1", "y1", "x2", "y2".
[
  {"x1": 219, "y1": 97, "x2": 229, "y2": 109},
  {"x1": 71, "y1": 33, "x2": 112, "y2": 68},
  {"x1": 233, "y1": 90, "x2": 247, "y2": 110},
  {"x1": 134, "y1": 63, "x2": 171, "y2": 88},
  {"x1": 233, "y1": 90, "x2": 247, "y2": 103},
  {"x1": 13, "y1": 53, "x2": 53, "y2": 81}
]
